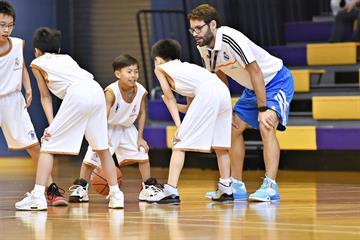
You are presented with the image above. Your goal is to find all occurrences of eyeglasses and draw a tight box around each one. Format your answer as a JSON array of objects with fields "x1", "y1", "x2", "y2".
[
  {"x1": 188, "y1": 23, "x2": 207, "y2": 34},
  {"x1": 0, "y1": 23, "x2": 15, "y2": 30}
]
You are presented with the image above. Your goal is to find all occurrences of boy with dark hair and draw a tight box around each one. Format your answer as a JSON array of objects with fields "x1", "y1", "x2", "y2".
[
  {"x1": 0, "y1": 1, "x2": 66, "y2": 206},
  {"x1": 147, "y1": 39, "x2": 233, "y2": 204},
  {"x1": 188, "y1": 4, "x2": 294, "y2": 202},
  {"x1": 69, "y1": 54, "x2": 158, "y2": 203},
  {"x1": 15, "y1": 27, "x2": 124, "y2": 210}
]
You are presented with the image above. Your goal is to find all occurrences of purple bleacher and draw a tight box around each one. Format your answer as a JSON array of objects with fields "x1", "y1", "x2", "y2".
[
  {"x1": 316, "y1": 126, "x2": 360, "y2": 150},
  {"x1": 148, "y1": 99, "x2": 186, "y2": 121},
  {"x1": 266, "y1": 45, "x2": 307, "y2": 66},
  {"x1": 143, "y1": 125, "x2": 167, "y2": 149},
  {"x1": 285, "y1": 21, "x2": 333, "y2": 43}
]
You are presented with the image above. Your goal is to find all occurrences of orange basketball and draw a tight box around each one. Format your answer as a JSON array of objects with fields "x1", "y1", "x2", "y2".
[{"x1": 91, "y1": 167, "x2": 123, "y2": 196}]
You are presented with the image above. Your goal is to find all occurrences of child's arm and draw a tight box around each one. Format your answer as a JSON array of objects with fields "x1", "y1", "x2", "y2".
[
  {"x1": 154, "y1": 68, "x2": 181, "y2": 128},
  {"x1": 22, "y1": 41, "x2": 32, "y2": 108},
  {"x1": 177, "y1": 97, "x2": 193, "y2": 114},
  {"x1": 31, "y1": 67, "x2": 54, "y2": 124},
  {"x1": 137, "y1": 94, "x2": 149, "y2": 152},
  {"x1": 104, "y1": 89, "x2": 115, "y2": 117}
]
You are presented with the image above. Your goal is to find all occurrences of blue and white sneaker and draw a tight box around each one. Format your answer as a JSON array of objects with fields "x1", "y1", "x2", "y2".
[
  {"x1": 206, "y1": 181, "x2": 248, "y2": 201},
  {"x1": 249, "y1": 177, "x2": 280, "y2": 202}
]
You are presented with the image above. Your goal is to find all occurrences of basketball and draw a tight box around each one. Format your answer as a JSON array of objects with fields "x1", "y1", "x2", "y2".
[{"x1": 91, "y1": 167, "x2": 123, "y2": 196}]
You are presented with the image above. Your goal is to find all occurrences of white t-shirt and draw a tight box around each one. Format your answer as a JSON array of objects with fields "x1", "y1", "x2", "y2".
[
  {"x1": 30, "y1": 53, "x2": 94, "y2": 99},
  {"x1": 157, "y1": 59, "x2": 222, "y2": 97},
  {"x1": 106, "y1": 81, "x2": 147, "y2": 127},
  {"x1": 0, "y1": 37, "x2": 23, "y2": 96},
  {"x1": 197, "y1": 26, "x2": 283, "y2": 90}
]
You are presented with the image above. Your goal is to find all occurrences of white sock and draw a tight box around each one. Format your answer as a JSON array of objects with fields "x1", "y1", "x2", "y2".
[
  {"x1": 265, "y1": 175, "x2": 277, "y2": 184},
  {"x1": 33, "y1": 184, "x2": 45, "y2": 196},
  {"x1": 164, "y1": 184, "x2": 179, "y2": 195},
  {"x1": 219, "y1": 178, "x2": 232, "y2": 186},
  {"x1": 231, "y1": 177, "x2": 244, "y2": 184},
  {"x1": 109, "y1": 185, "x2": 120, "y2": 194}
]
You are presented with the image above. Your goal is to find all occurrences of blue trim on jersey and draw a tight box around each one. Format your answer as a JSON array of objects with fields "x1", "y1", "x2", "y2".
[{"x1": 233, "y1": 66, "x2": 294, "y2": 131}]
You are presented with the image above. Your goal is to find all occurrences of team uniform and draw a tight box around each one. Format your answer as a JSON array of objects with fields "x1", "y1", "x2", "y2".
[
  {"x1": 0, "y1": 37, "x2": 38, "y2": 150},
  {"x1": 30, "y1": 53, "x2": 109, "y2": 154},
  {"x1": 157, "y1": 59, "x2": 232, "y2": 152},
  {"x1": 197, "y1": 26, "x2": 294, "y2": 131},
  {"x1": 83, "y1": 81, "x2": 148, "y2": 167}
]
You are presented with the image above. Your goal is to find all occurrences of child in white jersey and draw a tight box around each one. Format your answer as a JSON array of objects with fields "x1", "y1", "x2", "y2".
[
  {"x1": 0, "y1": 1, "x2": 67, "y2": 206},
  {"x1": 147, "y1": 39, "x2": 233, "y2": 204},
  {"x1": 68, "y1": 54, "x2": 158, "y2": 203},
  {"x1": 15, "y1": 27, "x2": 124, "y2": 211}
]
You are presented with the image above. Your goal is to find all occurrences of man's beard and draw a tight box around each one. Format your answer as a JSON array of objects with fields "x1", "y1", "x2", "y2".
[{"x1": 198, "y1": 28, "x2": 214, "y2": 47}]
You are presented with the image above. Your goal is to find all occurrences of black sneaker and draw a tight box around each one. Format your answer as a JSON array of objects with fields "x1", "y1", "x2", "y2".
[{"x1": 46, "y1": 183, "x2": 68, "y2": 206}]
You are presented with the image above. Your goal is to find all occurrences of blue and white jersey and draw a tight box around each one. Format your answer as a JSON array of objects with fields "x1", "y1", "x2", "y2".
[{"x1": 197, "y1": 26, "x2": 283, "y2": 90}]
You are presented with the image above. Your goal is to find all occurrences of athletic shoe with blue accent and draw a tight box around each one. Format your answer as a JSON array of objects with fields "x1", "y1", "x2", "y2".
[
  {"x1": 205, "y1": 181, "x2": 248, "y2": 201},
  {"x1": 249, "y1": 177, "x2": 280, "y2": 202}
]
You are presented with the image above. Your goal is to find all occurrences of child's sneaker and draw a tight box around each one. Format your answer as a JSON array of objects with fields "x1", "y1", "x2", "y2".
[
  {"x1": 46, "y1": 183, "x2": 68, "y2": 206},
  {"x1": 15, "y1": 191, "x2": 48, "y2": 211},
  {"x1": 107, "y1": 190, "x2": 124, "y2": 209},
  {"x1": 211, "y1": 182, "x2": 233, "y2": 202},
  {"x1": 146, "y1": 184, "x2": 180, "y2": 204},
  {"x1": 206, "y1": 180, "x2": 248, "y2": 201},
  {"x1": 138, "y1": 177, "x2": 158, "y2": 201},
  {"x1": 69, "y1": 178, "x2": 89, "y2": 203},
  {"x1": 249, "y1": 177, "x2": 280, "y2": 202}
]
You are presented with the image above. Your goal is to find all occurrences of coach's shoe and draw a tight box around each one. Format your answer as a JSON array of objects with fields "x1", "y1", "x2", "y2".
[
  {"x1": 139, "y1": 177, "x2": 158, "y2": 201},
  {"x1": 107, "y1": 190, "x2": 124, "y2": 209},
  {"x1": 15, "y1": 191, "x2": 48, "y2": 211},
  {"x1": 146, "y1": 184, "x2": 180, "y2": 204},
  {"x1": 69, "y1": 178, "x2": 89, "y2": 203},
  {"x1": 46, "y1": 183, "x2": 68, "y2": 206},
  {"x1": 249, "y1": 176, "x2": 280, "y2": 202},
  {"x1": 211, "y1": 182, "x2": 234, "y2": 202}
]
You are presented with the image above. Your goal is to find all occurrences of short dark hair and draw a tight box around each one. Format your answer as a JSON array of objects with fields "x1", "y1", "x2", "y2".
[
  {"x1": 151, "y1": 39, "x2": 181, "y2": 61},
  {"x1": 112, "y1": 54, "x2": 139, "y2": 72},
  {"x1": 188, "y1": 4, "x2": 220, "y2": 27},
  {"x1": 32, "y1": 27, "x2": 61, "y2": 54},
  {"x1": 0, "y1": 1, "x2": 16, "y2": 22}
]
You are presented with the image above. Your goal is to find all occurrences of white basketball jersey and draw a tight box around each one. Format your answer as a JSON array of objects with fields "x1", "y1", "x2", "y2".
[
  {"x1": 106, "y1": 82, "x2": 147, "y2": 127},
  {"x1": 30, "y1": 53, "x2": 94, "y2": 99},
  {"x1": 158, "y1": 59, "x2": 220, "y2": 97},
  {"x1": 0, "y1": 37, "x2": 23, "y2": 96}
]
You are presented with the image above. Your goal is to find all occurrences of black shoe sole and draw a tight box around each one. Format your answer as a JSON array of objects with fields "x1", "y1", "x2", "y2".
[
  {"x1": 212, "y1": 193, "x2": 234, "y2": 202},
  {"x1": 147, "y1": 195, "x2": 181, "y2": 205},
  {"x1": 69, "y1": 196, "x2": 89, "y2": 203}
]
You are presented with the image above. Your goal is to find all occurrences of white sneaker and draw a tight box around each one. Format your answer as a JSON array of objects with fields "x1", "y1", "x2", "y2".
[
  {"x1": 139, "y1": 184, "x2": 161, "y2": 201},
  {"x1": 69, "y1": 185, "x2": 89, "y2": 203},
  {"x1": 107, "y1": 190, "x2": 124, "y2": 209},
  {"x1": 15, "y1": 191, "x2": 47, "y2": 211},
  {"x1": 146, "y1": 184, "x2": 180, "y2": 204}
]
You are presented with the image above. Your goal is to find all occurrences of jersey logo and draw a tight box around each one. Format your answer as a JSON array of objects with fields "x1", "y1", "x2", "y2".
[
  {"x1": 130, "y1": 104, "x2": 137, "y2": 117},
  {"x1": 223, "y1": 51, "x2": 230, "y2": 61},
  {"x1": 115, "y1": 103, "x2": 120, "y2": 112},
  {"x1": 28, "y1": 130, "x2": 36, "y2": 140},
  {"x1": 14, "y1": 57, "x2": 21, "y2": 71}
]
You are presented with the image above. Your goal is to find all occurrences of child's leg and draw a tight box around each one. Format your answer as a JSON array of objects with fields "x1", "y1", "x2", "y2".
[
  {"x1": 214, "y1": 149, "x2": 231, "y2": 179},
  {"x1": 94, "y1": 149, "x2": 118, "y2": 187},
  {"x1": 138, "y1": 160, "x2": 151, "y2": 182},
  {"x1": 26, "y1": 144, "x2": 54, "y2": 187},
  {"x1": 167, "y1": 150, "x2": 185, "y2": 187},
  {"x1": 35, "y1": 152, "x2": 54, "y2": 187},
  {"x1": 80, "y1": 163, "x2": 95, "y2": 182}
]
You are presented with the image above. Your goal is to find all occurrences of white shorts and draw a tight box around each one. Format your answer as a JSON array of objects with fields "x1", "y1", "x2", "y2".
[
  {"x1": 0, "y1": 91, "x2": 38, "y2": 150},
  {"x1": 41, "y1": 82, "x2": 109, "y2": 155},
  {"x1": 83, "y1": 124, "x2": 149, "y2": 167},
  {"x1": 173, "y1": 82, "x2": 232, "y2": 152}
]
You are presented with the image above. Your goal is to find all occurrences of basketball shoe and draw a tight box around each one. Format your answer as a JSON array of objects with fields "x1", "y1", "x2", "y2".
[
  {"x1": 146, "y1": 184, "x2": 180, "y2": 204},
  {"x1": 46, "y1": 183, "x2": 68, "y2": 206},
  {"x1": 211, "y1": 182, "x2": 234, "y2": 202},
  {"x1": 69, "y1": 178, "x2": 89, "y2": 203},
  {"x1": 15, "y1": 190, "x2": 48, "y2": 211},
  {"x1": 206, "y1": 178, "x2": 248, "y2": 201},
  {"x1": 249, "y1": 176, "x2": 280, "y2": 202},
  {"x1": 138, "y1": 177, "x2": 159, "y2": 201},
  {"x1": 107, "y1": 190, "x2": 124, "y2": 209}
]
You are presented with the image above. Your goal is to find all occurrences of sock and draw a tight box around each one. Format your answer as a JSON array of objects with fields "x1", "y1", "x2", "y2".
[
  {"x1": 219, "y1": 178, "x2": 232, "y2": 186},
  {"x1": 109, "y1": 185, "x2": 120, "y2": 194},
  {"x1": 265, "y1": 175, "x2": 277, "y2": 184},
  {"x1": 231, "y1": 177, "x2": 244, "y2": 184},
  {"x1": 33, "y1": 184, "x2": 46, "y2": 196},
  {"x1": 164, "y1": 184, "x2": 179, "y2": 195}
]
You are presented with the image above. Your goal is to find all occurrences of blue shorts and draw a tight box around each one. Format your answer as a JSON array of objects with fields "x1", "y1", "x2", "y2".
[{"x1": 233, "y1": 66, "x2": 294, "y2": 131}]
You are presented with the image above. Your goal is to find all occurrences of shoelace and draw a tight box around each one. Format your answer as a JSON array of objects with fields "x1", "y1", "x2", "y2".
[
  {"x1": 48, "y1": 185, "x2": 66, "y2": 197},
  {"x1": 69, "y1": 185, "x2": 86, "y2": 194}
]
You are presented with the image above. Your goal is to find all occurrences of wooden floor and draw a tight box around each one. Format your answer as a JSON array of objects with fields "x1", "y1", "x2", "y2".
[{"x1": 1, "y1": 158, "x2": 360, "y2": 240}]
